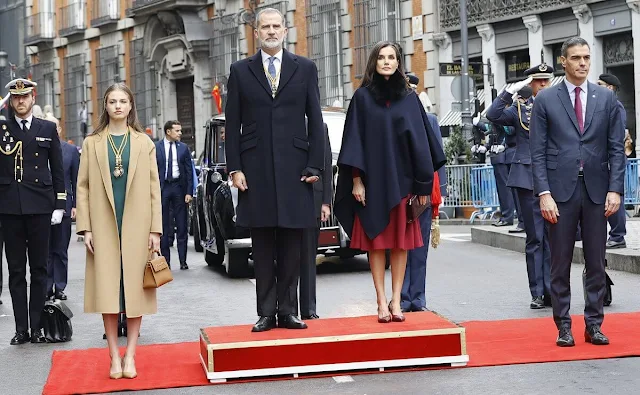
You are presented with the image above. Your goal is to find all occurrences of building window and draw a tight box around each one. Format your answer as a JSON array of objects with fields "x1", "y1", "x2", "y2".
[
  {"x1": 31, "y1": 61, "x2": 55, "y2": 111},
  {"x1": 552, "y1": 44, "x2": 564, "y2": 75},
  {"x1": 95, "y1": 45, "x2": 121, "y2": 113},
  {"x1": 129, "y1": 38, "x2": 157, "y2": 135},
  {"x1": 209, "y1": 14, "x2": 239, "y2": 112},
  {"x1": 306, "y1": 0, "x2": 344, "y2": 107},
  {"x1": 353, "y1": 0, "x2": 401, "y2": 78},
  {"x1": 63, "y1": 54, "x2": 85, "y2": 145},
  {"x1": 504, "y1": 50, "x2": 530, "y2": 82}
]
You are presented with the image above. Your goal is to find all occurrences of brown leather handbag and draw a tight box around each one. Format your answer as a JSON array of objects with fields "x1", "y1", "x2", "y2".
[
  {"x1": 143, "y1": 250, "x2": 173, "y2": 289},
  {"x1": 407, "y1": 195, "x2": 430, "y2": 223}
]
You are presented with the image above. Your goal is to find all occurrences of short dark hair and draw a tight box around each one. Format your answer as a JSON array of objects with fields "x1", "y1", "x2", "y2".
[
  {"x1": 561, "y1": 37, "x2": 590, "y2": 57},
  {"x1": 164, "y1": 120, "x2": 181, "y2": 134}
]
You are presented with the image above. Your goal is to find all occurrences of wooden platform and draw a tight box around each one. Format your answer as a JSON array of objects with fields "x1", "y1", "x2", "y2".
[{"x1": 199, "y1": 311, "x2": 468, "y2": 383}]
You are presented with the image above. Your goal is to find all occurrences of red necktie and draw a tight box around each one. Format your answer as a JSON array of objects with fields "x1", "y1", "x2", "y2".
[{"x1": 574, "y1": 87, "x2": 584, "y2": 133}]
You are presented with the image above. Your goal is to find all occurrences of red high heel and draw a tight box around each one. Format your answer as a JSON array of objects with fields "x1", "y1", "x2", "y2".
[
  {"x1": 389, "y1": 302, "x2": 405, "y2": 322},
  {"x1": 377, "y1": 304, "x2": 391, "y2": 323}
]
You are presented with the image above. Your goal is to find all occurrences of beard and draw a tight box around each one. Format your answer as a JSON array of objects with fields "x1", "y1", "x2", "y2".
[{"x1": 260, "y1": 36, "x2": 284, "y2": 50}]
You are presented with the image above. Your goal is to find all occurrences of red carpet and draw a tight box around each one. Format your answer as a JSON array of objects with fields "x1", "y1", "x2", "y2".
[{"x1": 43, "y1": 312, "x2": 640, "y2": 395}]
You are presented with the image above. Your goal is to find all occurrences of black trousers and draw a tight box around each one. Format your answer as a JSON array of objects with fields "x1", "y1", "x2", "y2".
[
  {"x1": 161, "y1": 182, "x2": 188, "y2": 265},
  {"x1": 48, "y1": 216, "x2": 72, "y2": 294},
  {"x1": 0, "y1": 214, "x2": 51, "y2": 333},
  {"x1": 0, "y1": 222, "x2": 3, "y2": 298},
  {"x1": 252, "y1": 227, "x2": 302, "y2": 317},
  {"x1": 549, "y1": 177, "x2": 607, "y2": 329},
  {"x1": 300, "y1": 220, "x2": 320, "y2": 317}
]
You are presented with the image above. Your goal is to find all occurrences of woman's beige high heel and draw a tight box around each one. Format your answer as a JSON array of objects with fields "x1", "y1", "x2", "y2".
[
  {"x1": 122, "y1": 356, "x2": 138, "y2": 379},
  {"x1": 109, "y1": 357, "x2": 123, "y2": 379}
]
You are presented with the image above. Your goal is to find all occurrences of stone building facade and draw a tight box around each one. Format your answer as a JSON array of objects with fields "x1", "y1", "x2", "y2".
[{"x1": 23, "y1": 0, "x2": 430, "y2": 155}]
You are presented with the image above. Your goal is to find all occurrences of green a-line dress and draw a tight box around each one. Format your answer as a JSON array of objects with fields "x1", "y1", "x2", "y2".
[{"x1": 107, "y1": 134, "x2": 130, "y2": 313}]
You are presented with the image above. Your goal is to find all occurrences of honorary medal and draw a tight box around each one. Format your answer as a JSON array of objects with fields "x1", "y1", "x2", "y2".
[{"x1": 107, "y1": 128, "x2": 129, "y2": 178}]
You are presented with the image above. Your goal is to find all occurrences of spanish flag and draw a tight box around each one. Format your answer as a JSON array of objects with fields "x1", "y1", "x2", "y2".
[{"x1": 212, "y1": 83, "x2": 222, "y2": 114}]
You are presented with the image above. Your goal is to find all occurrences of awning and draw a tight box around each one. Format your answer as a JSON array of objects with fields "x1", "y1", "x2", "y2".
[{"x1": 439, "y1": 109, "x2": 462, "y2": 127}]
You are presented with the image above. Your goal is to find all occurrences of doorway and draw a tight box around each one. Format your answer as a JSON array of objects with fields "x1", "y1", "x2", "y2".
[{"x1": 175, "y1": 76, "x2": 196, "y2": 152}]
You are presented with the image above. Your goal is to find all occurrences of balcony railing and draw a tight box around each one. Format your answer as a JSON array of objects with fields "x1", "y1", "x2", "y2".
[
  {"x1": 439, "y1": 0, "x2": 590, "y2": 31},
  {"x1": 127, "y1": 0, "x2": 207, "y2": 16},
  {"x1": 59, "y1": 1, "x2": 86, "y2": 37},
  {"x1": 24, "y1": 12, "x2": 56, "y2": 45},
  {"x1": 91, "y1": 0, "x2": 119, "y2": 28}
]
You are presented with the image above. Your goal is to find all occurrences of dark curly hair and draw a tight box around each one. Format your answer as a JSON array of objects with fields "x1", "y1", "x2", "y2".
[{"x1": 360, "y1": 41, "x2": 410, "y2": 103}]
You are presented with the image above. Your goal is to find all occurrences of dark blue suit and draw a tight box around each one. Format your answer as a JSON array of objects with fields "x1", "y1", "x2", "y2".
[
  {"x1": 156, "y1": 139, "x2": 194, "y2": 266},
  {"x1": 530, "y1": 81, "x2": 625, "y2": 328},
  {"x1": 401, "y1": 112, "x2": 447, "y2": 311},
  {"x1": 607, "y1": 100, "x2": 627, "y2": 243},
  {"x1": 504, "y1": 128, "x2": 524, "y2": 227},
  {"x1": 487, "y1": 91, "x2": 551, "y2": 299},
  {"x1": 47, "y1": 141, "x2": 79, "y2": 295}
]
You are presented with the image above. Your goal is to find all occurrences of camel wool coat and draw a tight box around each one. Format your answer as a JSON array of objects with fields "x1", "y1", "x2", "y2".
[{"x1": 76, "y1": 130, "x2": 163, "y2": 317}]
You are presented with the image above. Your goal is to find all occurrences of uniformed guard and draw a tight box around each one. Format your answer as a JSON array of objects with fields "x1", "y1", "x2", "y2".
[
  {"x1": 486, "y1": 64, "x2": 553, "y2": 309},
  {"x1": 0, "y1": 79, "x2": 66, "y2": 345}
]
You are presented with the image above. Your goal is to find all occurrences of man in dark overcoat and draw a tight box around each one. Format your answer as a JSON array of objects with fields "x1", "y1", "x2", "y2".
[
  {"x1": 0, "y1": 79, "x2": 66, "y2": 344},
  {"x1": 225, "y1": 8, "x2": 324, "y2": 332}
]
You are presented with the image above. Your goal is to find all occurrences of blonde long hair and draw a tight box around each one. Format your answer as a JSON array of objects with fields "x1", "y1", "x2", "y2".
[{"x1": 92, "y1": 83, "x2": 144, "y2": 135}]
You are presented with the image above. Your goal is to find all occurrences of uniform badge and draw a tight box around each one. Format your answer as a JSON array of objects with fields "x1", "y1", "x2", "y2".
[
  {"x1": 539, "y1": 64, "x2": 548, "y2": 72},
  {"x1": 9, "y1": 137, "x2": 13, "y2": 143},
  {"x1": 5, "y1": 144, "x2": 10, "y2": 151},
  {"x1": 16, "y1": 80, "x2": 25, "y2": 90},
  {"x1": 35, "y1": 137, "x2": 52, "y2": 142},
  {"x1": 2, "y1": 125, "x2": 6, "y2": 130}
]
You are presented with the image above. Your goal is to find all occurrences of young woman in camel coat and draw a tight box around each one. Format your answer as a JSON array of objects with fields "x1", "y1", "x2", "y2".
[{"x1": 76, "y1": 83, "x2": 162, "y2": 379}]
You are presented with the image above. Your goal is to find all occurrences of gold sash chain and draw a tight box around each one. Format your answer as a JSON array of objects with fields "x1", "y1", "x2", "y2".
[
  {"x1": 107, "y1": 128, "x2": 129, "y2": 178},
  {"x1": 0, "y1": 141, "x2": 24, "y2": 181},
  {"x1": 517, "y1": 101, "x2": 530, "y2": 132},
  {"x1": 264, "y1": 65, "x2": 281, "y2": 98}
]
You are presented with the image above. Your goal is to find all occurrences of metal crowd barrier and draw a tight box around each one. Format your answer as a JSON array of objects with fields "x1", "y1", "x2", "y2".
[{"x1": 625, "y1": 158, "x2": 640, "y2": 216}]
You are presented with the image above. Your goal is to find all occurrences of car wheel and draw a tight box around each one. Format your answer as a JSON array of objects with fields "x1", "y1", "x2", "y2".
[
  {"x1": 193, "y1": 221, "x2": 203, "y2": 253},
  {"x1": 225, "y1": 248, "x2": 252, "y2": 278}
]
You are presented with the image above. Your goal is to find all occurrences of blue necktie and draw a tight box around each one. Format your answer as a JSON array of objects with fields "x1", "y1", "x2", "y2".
[
  {"x1": 167, "y1": 142, "x2": 174, "y2": 181},
  {"x1": 268, "y1": 57, "x2": 276, "y2": 79}
]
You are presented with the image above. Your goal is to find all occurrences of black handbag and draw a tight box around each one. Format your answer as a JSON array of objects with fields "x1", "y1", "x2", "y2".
[
  {"x1": 582, "y1": 259, "x2": 613, "y2": 307},
  {"x1": 41, "y1": 300, "x2": 74, "y2": 343}
]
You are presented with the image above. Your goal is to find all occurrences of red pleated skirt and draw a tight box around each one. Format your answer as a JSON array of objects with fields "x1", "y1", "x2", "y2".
[{"x1": 350, "y1": 196, "x2": 424, "y2": 251}]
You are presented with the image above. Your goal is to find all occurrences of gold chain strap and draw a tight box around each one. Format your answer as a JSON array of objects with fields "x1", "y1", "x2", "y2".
[
  {"x1": 107, "y1": 128, "x2": 129, "y2": 178},
  {"x1": 0, "y1": 141, "x2": 23, "y2": 182},
  {"x1": 264, "y1": 61, "x2": 281, "y2": 97}
]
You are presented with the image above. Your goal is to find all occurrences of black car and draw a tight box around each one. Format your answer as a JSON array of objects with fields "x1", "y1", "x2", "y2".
[{"x1": 192, "y1": 109, "x2": 365, "y2": 277}]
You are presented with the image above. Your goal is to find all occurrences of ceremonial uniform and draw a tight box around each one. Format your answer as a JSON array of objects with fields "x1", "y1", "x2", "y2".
[
  {"x1": 0, "y1": 79, "x2": 66, "y2": 344},
  {"x1": 486, "y1": 64, "x2": 552, "y2": 309}
]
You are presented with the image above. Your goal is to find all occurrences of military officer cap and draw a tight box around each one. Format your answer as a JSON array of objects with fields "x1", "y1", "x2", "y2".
[
  {"x1": 524, "y1": 63, "x2": 554, "y2": 80},
  {"x1": 598, "y1": 73, "x2": 621, "y2": 88},
  {"x1": 5, "y1": 78, "x2": 37, "y2": 96},
  {"x1": 406, "y1": 74, "x2": 420, "y2": 86}
]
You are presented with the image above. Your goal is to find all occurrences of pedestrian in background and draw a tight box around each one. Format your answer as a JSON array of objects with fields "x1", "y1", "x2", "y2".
[
  {"x1": 334, "y1": 41, "x2": 445, "y2": 323},
  {"x1": 76, "y1": 82, "x2": 162, "y2": 379},
  {"x1": 45, "y1": 113, "x2": 79, "y2": 301}
]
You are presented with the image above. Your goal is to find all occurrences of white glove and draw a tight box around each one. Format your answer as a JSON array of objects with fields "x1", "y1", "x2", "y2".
[
  {"x1": 472, "y1": 115, "x2": 481, "y2": 126},
  {"x1": 471, "y1": 145, "x2": 478, "y2": 153},
  {"x1": 51, "y1": 209, "x2": 64, "y2": 225},
  {"x1": 496, "y1": 145, "x2": 505, "y2": 153},
  {"x1": 477, "y1": 145, "x2": 487, "y2": 154},
  {"x1": 506, "y1": 76, "x2": 533, "y2": 94},
  {"x1": 0, "y1": 93, "x2": 10, "y2": 109}
]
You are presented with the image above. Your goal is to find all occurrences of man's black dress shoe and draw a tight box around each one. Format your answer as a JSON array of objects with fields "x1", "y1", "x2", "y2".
[
  {"x1": 278, "y1": 315, "x2": 308, "y2": 329},
  {"x1": 10, "y1": 331, "x2": 30, "y2": 345},
  {"x1": 492, "y1": 220, "x2": 513, "y2": 227},
  {"x1": 606, "y1": 240, "x2": 626, "y2": 249},
  {"x1": 55, "y1": 291, "x2": 67, "y2": 300},
  {"x1": 530, "y1": 296, "x2": 544, "y2": 309},
  {"x1": 585, "y1": 325, "x2": 609, "y2": 345},
  {"x1": 31, "y1": 329, "x2": 46, "y2": 344},
  {"x1": 180, "y1": 262, "x2": 189, "y2": 270},
  {"x1": 415, "y1": 306, "x2": 431, "y2": 312},
  {"x1": 543, "y1": 293, "x2": 552, "y2": 307},
  {"x1": 401, "y1": 307, "x2": 412, "y2": 313},
  {"x1": 556, "y1": 326, "x2": 575, "y2": 347},
  {"x1": 252, "y1": 316, "x2": 276, "y2": 332},
  {"x1": 301, "y1": 314, "x2": 319, "y2": 320}
]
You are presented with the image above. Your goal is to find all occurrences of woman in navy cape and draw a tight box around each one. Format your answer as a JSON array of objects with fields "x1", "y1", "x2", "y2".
[{"x1": 334, "y1": 41, "x2": 446, "y2": 323}]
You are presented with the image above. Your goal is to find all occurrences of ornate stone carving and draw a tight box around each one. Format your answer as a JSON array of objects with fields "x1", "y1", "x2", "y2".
[
  {"x1": 476, "y1": 24, "x2": 494, "y2": 42},
  {"x1": 572, "y1": 4, "x2": 592, "y2": 24},
  {"x1": 157, "y1": 11, "x2": 185, "y2": 36},
  {"x1": 522, "y1": 15, "x2": 541, "y2": 34},
  {"x1": 603, "y1": 33, "x2": 634, "y2": 66},
  {"x1": 627, "y1": 0, "x2": 640, "y2": 14},
  {"x1": 432, "y1": 32, "x2": 452, "y2": 49}
]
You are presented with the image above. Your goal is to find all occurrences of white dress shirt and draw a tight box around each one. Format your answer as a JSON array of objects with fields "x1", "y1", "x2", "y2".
[
  {"x1": 15, "y1": 114, "x2": 33, "y2": 131},
  {"x1": 164, "y1": 138, "x2": 180, "y2": 179},
  {"x1": 261, "y1": 49, "x2": 283, "y2": 90},
  {"x1": 564, "y1": 79, "x2": 588, "y2": 126}
]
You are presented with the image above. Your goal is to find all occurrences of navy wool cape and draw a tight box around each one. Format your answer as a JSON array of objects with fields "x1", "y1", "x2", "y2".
[{"x1": 334, "y1": 87, "x2": 447, "y2": 241}]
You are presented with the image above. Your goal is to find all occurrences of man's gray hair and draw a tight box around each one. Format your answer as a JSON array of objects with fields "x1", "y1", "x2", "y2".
[
  {"x1": 254, "y1": 7, "x2": 285, "y2": 29},
  {"x1": 561, "y1": 37, "x2": 589, "y2": 57}
]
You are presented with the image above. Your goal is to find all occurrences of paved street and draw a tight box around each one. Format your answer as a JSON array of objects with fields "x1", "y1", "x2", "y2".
[{"x1": 1, "y1": 225, "x2": 640, "y2": 394}]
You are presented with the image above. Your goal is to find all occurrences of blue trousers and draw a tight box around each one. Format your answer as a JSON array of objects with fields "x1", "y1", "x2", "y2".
[
  {"x1": 607, "y1": 201, "x2": 626, "y2": 242},
  {"x1": 493, "y1": 163, "x2": 515, "y2": 223},
  {"x1": 401, "y1": 206, "x2": 432, "y2": 311}
]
